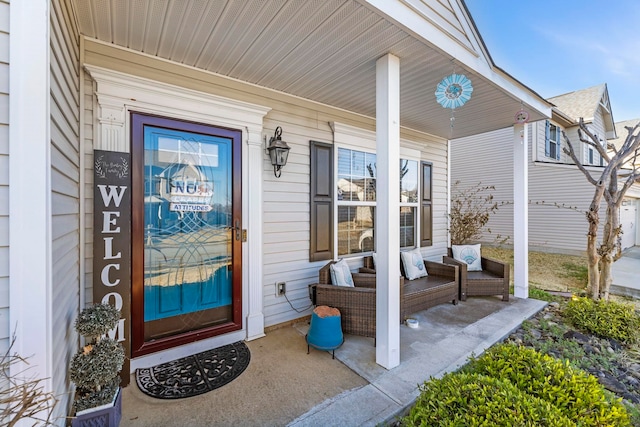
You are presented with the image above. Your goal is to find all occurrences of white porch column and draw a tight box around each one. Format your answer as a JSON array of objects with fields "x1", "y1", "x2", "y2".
[
  {"x1": 9, "y1": 0, "x2": 53, "y2": 412},
  {"x1": 375, "y1": 54, "x2": 401, "y2": 369},
  {"x1": 513, "y1": 124, "x2": 529, "y2": 298},
  {"x1": 245, "y1": 129, "x2": 265, "y2": 340}
]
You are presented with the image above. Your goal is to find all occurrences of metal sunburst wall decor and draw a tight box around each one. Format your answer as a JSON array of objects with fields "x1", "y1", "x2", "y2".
[{"x1": 435, "y1": 73, "x2": 473, "y2": 109}]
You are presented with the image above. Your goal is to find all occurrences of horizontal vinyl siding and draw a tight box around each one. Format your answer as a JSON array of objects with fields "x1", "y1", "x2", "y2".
[
  {"x1": 51, "y1": 0, "x2": 80, "y2": 420},
  {"x1": 528, "y1": 162, "x2": 602, "y2": 253},
  {"x1": 450, "y1": 128, "x2": 514, "y2": 244},
  {"x1": 84, "y1": 40, "x2": 452, "y2": 329},
  {"x1": 453, "y1": 124, "x2": 607, "y2": 255},
  {"x1": 262, "y1": 113, "x2": 332, "y2": 325},
  {"x1": 0, "y1": 0, "x2": 9, "y2": 354}
]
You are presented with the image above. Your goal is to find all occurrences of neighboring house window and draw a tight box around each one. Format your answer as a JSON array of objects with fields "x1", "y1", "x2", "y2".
[
  {"x1": 588, "y1": 146, "x2": 594, "y2": 164},
  {"x1": 545, "y1": 120, "x2": 561, "y2": 160},
  {"x1": 309, "y1": 142, "x2": 432, "y2": 261}
]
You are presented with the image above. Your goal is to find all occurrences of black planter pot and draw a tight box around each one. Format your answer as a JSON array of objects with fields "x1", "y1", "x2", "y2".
[{"x1": 71, "y1": 387, "x2": 122, "y2": 427}]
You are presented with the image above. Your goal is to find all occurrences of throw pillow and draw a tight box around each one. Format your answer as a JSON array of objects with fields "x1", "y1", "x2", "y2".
[
  {"x1": 329, "y1": 259, "x2": 355, "y2": 287},
  {"x1": 452, "y1": 244, "x2": 482, "y2": 271},
  {"x1": 400, "y1": 248, "x2": 428, "y2": 280}
]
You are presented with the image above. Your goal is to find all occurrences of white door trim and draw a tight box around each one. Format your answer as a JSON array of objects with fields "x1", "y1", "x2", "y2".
[{"x1": 84, "y1": 65, "x2": 271, "y2": 370}]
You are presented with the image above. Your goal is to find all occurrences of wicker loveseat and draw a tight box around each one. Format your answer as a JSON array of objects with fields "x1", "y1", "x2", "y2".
[
  {"x1": 312, "y1": 258, "x2": 458, "y2": 339},
  {"x1": 443, "y1": 247, "x2": 510, "y2": 302}
]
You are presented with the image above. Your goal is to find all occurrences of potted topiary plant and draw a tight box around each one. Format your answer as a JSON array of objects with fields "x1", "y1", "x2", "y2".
[{"x1": 70, "y1": 303, "x2": 125, "y2": 427}]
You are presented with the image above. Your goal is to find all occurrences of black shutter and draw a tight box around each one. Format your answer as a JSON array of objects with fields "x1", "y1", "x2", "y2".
[
  {"x1": 310, "y1": 141, "x2": 334, "y2": 261},
  {"x1": 420, "y1": 161, "x2": 433, "y2": 247}
]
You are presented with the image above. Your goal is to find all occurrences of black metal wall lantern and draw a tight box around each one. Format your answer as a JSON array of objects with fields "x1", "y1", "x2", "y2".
[{"x1": 267, "y1": 126, "x2": 290, "y2": 178}]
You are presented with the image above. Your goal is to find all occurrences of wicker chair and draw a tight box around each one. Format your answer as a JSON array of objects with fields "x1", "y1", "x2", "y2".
[
  {"x1": 312, "y1": 262, "x2": 378, "y2": 338},
  {"x1": 443, "y1": 248, "x2": 510, "y2": 302},
  {"x1": 313, "y1": 258, "x2": 458, "y2": 339}
]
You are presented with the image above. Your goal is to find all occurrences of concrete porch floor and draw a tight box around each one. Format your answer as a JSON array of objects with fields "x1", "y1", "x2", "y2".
[{"x1": 120, "y1": 296, "x2": 546, "y2": 427}]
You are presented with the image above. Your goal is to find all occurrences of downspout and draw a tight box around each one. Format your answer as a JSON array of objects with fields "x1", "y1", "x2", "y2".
[{"x1": 79, "y1": 36, "x2": 86, "y2": 310}]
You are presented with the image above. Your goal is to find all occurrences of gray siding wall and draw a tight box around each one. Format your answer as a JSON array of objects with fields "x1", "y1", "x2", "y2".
[
  {"x1": 450, "y1": 128, "x2": 514, "y2": 246},
  {"x1": 0, "y1": 0, "x2": 9, "y2": 354},
  {"x1": 51, "y1": 0, "x2": 81, "y2": 419},
  {"x1": 452, "y1": 122, "x2": 606, "y2": 255},
  {"x1": 83, "y1": 41, "x2": 451, "y2": 329}
]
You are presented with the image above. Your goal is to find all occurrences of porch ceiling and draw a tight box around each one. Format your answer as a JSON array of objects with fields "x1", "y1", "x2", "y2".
[{"x1": 71, "y1": 0, "x2": 550, "y2": 139}]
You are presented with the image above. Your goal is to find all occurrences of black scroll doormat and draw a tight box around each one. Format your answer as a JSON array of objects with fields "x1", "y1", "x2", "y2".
[{"x1": 136, "y1": 341, "x2": 251, "y2": 399}]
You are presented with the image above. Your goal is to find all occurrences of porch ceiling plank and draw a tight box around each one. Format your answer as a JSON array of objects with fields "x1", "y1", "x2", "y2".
[
  {"x1": 232, "y1": 0, "x2": 341, "y2": 84},
  {"x1": 71, "y1": 0, "x2": 550, "y2": 139},
  {"x1": 177, "y1": 2, "x2": 228, "y2": 64},
  {"x1": 192, "y1": 1, "x2": 260, "y2": 72},
  {"x1": 72, "y1": 1, "x2": 95, "y2": 38},
  {"x1": 257, "y1": 1, "x2": 371, "y2": 89},
  {"x1": 283, "y1": 20, "x2": 402, "y2": 96},
  {"x1": 141, "y1": 0, "x2": 170, "y2": 55},
  {"x1": 155, "y1": 0, "x2": 198, "y2": 59},
  {"x1": 164, "y1": 1, "x2": 210, "y2": 62}
]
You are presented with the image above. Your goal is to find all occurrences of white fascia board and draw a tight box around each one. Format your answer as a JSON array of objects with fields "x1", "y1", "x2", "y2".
[{"x1": 360, "y1": 0, "x2": 551, "y2": 119}]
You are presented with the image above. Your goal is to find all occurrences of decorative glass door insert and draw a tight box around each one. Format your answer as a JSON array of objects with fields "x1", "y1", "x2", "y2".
[{"x1": 131, "y1": 113, "x2": 242, "y2": 356}]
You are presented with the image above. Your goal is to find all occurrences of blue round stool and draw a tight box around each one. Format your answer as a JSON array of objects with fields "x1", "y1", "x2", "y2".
[{"x1": 306, "y1": 306, "x2": 344, "y2": 359}]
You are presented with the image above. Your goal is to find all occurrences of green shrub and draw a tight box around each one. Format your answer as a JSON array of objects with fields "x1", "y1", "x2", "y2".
[
  {"x1": 528, "y1": 287, "x2": 556, "y2": 302},
  {"x1": 464, "y1": 344, "x2": 629, "y2": 426},
  {"x1": 565, "y1": 297, "x2": 640, "y2": 344},
  {"x1": 402, "y1": 372, "x2": 573, "y2": 426}
]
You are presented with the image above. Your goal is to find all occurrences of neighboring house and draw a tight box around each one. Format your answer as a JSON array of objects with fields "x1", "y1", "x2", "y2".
[
  {"x1": 610, "y1": 119, "x2": 640, "y2": 251},
  {"x1": 451, "y1": 84, "x2": 640, "y2": 255},
  {"x1": 5, "y1": 0, "x2": 550, "y2": 422}
]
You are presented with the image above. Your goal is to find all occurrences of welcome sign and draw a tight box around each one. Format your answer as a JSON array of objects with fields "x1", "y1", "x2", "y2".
[{"x1": 93, "y1": 149, "x2": 131, "y2": 385}]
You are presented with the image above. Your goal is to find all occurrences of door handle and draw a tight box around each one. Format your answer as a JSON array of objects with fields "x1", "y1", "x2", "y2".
[{"x1": 235, "y1": 220, "x2": 241, "y2": 241}]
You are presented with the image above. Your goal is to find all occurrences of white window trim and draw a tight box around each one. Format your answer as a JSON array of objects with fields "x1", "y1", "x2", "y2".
[
  {"x1": 548, "y1": 122, "x2": 560, "y2": 160},
  {"x1": 332, "y1": 123, "x2": 423, "y2": 258}
]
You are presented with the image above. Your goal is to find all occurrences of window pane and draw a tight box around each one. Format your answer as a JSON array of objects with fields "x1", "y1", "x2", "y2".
[
  {"x1": 337, "y1": 175, "x2": 354, "y2": 201},
  {"x1": 351, "y1": 150, "x2": 365, "y2": 177},
  {"x1": 400, "y1": 207, "x2": 415, "y2": 248},
  {"x1": 337, "y1": 206, "x2": 375, "y2": 256},
  {"x1": 400, "y1": 159, "x2": 418, "y2": 203},
  {"x1": 365, "y1": 153, "x2": 377, "y2": 178},
  {"x1": 550, "y1": 124, "x2": 558, "y2": 142},
  {"x1": 365, "y1": 178, "x2": 376, "y2": 202},
  {"x1": 338, "y1": 148, "x2": 351, "y2": 175}
]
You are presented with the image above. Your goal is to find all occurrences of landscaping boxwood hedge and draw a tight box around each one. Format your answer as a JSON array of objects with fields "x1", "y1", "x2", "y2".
[
  {"x1": 564, "y1": 297, "x2": 640, "y2": 344},
  {"x1": 402, "y1": 344, "x2": 630, "y2": 426}
]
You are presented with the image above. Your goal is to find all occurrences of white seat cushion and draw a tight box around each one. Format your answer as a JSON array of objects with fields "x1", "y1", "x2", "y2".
[
  {"x1": 452, "y1": 244, "x2": 482, "y2": 272},
  {"x1": 401, "y1": 248, "x2": 428, "y2": 280},
  {"x1": 330, "y1": 259, "x2": 355, "y2": 287}
]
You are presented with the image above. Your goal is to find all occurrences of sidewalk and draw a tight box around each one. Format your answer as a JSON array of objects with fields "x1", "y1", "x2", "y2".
[{"x1": 611, "y1": 246, "x2": 640, "y2": 299}]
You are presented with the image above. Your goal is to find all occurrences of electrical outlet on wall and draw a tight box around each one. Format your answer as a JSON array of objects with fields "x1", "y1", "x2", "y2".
[{"x1": 276, "y1": 281, "x2": 286, "y2": 296}]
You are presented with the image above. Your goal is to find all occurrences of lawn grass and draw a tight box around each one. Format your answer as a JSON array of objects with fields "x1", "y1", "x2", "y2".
[
  {"x1": 481, "y1": 246, "x2": 588, "y2": 294},
  {"x1": 482, "y1": 246, "x2": 640, "y2": 309}
]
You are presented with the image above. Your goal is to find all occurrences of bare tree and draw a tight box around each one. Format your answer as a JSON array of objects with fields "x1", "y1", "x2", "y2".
[
  {"x1": 449, "y1": 181, "x2": 500, "y2": 245},
  {"x1": 1, "y1": 337, "x2": 58, "y2": 426},
  {"x1": 563, "y1": 119, "x2": 640, "y2": 299}
]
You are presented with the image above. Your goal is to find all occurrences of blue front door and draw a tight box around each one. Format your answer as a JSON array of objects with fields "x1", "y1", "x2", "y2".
[{"x1": 131, "y1": 113, "x2": 242, "y2": 356}]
